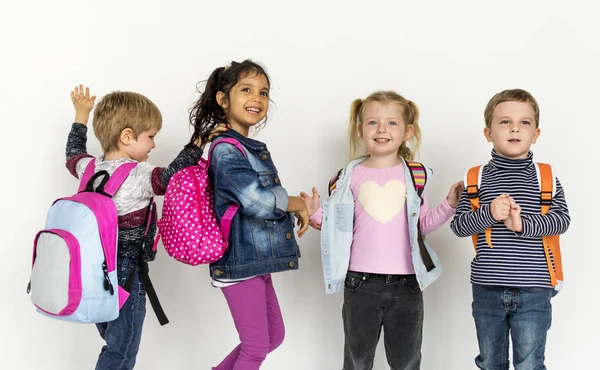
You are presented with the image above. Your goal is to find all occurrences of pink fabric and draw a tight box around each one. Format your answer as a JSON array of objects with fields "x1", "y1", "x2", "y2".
[
  {"x1": 212, "y1": 275, "x2": 285, "y2": 370},
  {"x1": 348, "y1": 164, "x2": 454, "y2": 274},
  {"x1": 33, "y1": 229, "x2": 82, "y2": 316},
  {"x1": 158, "y1": 138, "x2": 245, "y2": 266},
  {"x1": 60, "y1": 193, "x2": 119, "y2": 273},
  {"x1": 117, "y1": 286, "x2": 130, "y2": 309},
  {"x1": 74, "y1": 160, "x2": 137, "y2": 272}
]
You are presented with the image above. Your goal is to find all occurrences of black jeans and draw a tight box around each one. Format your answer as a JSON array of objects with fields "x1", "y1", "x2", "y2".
[{"x1": 342, "y1": 271, "x2": 424, "y2": 370}]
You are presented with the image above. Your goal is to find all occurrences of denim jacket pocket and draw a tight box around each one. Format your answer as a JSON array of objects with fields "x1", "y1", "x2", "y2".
[{"x1": 345, "y1": 272, "x2": 365, "y2": 292}]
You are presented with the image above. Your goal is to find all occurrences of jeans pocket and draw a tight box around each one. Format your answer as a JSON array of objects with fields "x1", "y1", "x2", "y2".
[
  {"x1": 404, "y1": 276, "x2": 421, "y2": 293},
  {"x1": 344, "y1": 272, "x2": 364, "y2": 292}
]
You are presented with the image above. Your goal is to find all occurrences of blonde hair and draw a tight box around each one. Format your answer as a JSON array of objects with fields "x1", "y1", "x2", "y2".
[
  {"x1": 93, "y1": 91, "x2": 163, "y2": 153},
  {"x1": 484, "y1": 88, "x2": 540, "y2": 128},
  {"x1": 348, "y1": 90, "x2": 421, "y2": 161}
]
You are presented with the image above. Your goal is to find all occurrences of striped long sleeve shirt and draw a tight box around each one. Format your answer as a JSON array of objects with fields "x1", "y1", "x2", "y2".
[{"x1": 450, "y1": 150, "x2": 570, "y2": 288}]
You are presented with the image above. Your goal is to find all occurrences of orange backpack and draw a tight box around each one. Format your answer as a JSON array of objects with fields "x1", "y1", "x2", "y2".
[{"x1": 465, "y1": 163, "x2": 563, "y2": 287}]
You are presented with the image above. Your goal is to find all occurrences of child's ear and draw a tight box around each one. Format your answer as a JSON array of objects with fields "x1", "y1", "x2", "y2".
[
  {"x1": 120, "y1": 128, "x2": 134, "y2": 145},
  {"x1": 532, "y1": 127, "x2": 541, "y2": 143},
  {"x1": 216, "y1": 91, "x2": 228, "y2": 109},
  {"x1": 403, "y1": 125, "x2": 415, "y2": 141},
  {"x1": 483, "y1": 127, "x2": 493, "y2": 142}
]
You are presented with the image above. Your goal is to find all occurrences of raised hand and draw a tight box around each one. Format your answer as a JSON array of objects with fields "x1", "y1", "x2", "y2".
[{"x1": 71, "y1": 84, "x2": 96, "y2": 125}]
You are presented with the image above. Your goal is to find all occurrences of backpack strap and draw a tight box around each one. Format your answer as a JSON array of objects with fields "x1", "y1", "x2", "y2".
[
  {"x1": 536, "y1": 163, "x2": 563, "y2": 287},
  {"x1": 406, "y1": 161, "x2": 434, "y2": 272},
  {"x1": 465, "y1": 165, "x2": 493, "y2": 250},
  {"x1": 207, "y1": 138, "x2": 248, "y2": 240},
  {"x1": 328, "y1": 169, "x2": 343, "y2": 196},
  {"x1": 78, "y1": 159, "x2": 138, "y2": 197}
]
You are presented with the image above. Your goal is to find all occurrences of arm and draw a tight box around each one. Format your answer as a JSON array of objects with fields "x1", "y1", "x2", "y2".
[
  {"x1": 66, "y1": 85, "x2": 96, "y2": 178},
  {"x1": 211, "y1": 143, "x2": 290, "y2": 220},
  {"x1": 419, "y1": 192, "x2": 455, "y2": 235},
  {"x1": 450, "y1": 187, "x2": 498, "y2": 237},
  {"x1": 420, "y1": 180, "x2": 463, "y2": 235},
  {"x1": 512, "y1": 178, "x2": 570, "y2": 237}
]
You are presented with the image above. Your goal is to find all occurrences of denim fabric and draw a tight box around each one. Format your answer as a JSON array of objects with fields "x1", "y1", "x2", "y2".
[
  {"x1": 208, "y1": 130, "x2": 300, "y2": 280},
  {"x1": 472, "y1": 284, "x2": 553, "y2": 370},
  {"x1": 320, "y1": 158, "x2": 442, "y2": 294},
  {"x1": 342, "y1": 271, "x2": 423, "y2": 370},
  {"x1": 95, "y1": 257, "x2": 146, "y2": 370}
]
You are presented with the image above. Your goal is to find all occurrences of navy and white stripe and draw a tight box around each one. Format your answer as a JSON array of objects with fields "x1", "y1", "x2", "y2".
[{"x1": 451, "y1": 150, "x2": 570, "y2": 288}]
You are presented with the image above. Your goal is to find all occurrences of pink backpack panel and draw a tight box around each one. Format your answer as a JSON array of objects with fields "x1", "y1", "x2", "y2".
[{"x1": 158, "y1": 138, "x2": 245, "y2": 265}]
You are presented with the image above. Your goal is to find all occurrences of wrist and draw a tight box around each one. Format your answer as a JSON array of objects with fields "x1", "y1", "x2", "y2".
[{"x1": 74, "y1": 113, "x2": 90, "y2": 125}]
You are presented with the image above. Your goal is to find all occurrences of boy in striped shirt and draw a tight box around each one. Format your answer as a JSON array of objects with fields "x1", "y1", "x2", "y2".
[{"x1": 450, "y1": 89, "x2": 570, "y2": 370}]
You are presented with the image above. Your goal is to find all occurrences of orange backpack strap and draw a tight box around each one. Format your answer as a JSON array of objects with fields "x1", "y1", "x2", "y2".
[
  {"x1": 466, "y1": 165, "x2": 493, "y2": 250},
  {"x1": 536, "y1": 163, "x2": 563, "y2": 286}
]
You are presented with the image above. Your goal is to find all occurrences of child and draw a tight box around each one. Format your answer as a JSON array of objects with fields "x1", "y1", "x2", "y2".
[
  {"x1": 187, "y1": 60, "x2": 309, "y2": 370},
  {"x1": 67, "y1": 85, "x2": 226, "y2": 370},
  {"x1": 301, "y1": 90, "x2": 463, "y2": 370},
  {"x1": 450, "y1": 88, "x2": 570, "y2": 370}
]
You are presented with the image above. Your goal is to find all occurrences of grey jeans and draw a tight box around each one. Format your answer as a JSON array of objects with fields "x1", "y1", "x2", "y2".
[{"x1": 342, "y1": 271, "x2": 424, "y2": 370}]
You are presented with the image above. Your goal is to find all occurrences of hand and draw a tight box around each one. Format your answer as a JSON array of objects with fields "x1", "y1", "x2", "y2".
[
  {"x1": 504, "y1": 199, "x2": 523, "y2": 232},
  {"x1": 309, "y1": 220, "x2": 322, "y2": 230},
  {"x1": 490, "y1": 194, "x2": 512, "y2": 221},
  {"x1": 446, "y1": 180, "x2": 464, "y2": 208},
  {"x1": 300, "y1": 187, "x2": 321, "y2": 216},
  {"x1": 71, "y1": 84, "x2": 96, "y2": 125},
  {"x1": 195, "y1": 123, "x2": 229, "y2": 149},
  {"x1": 287, "y1": 196, "x2": 309, "y2": 237}
]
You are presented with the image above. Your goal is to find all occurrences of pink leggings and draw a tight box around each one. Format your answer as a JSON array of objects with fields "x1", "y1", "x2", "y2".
[{"x1": 212, "y1": 275, "x2": 285, "y2": 370}]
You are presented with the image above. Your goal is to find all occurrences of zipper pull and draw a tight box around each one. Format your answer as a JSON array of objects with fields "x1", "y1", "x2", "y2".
[
  {"x1": 27, "y1": 281, "x2": 31, "y2": 294},
  {"x1": 102, "y1": 261, "x2": 114, "y2": 295}
]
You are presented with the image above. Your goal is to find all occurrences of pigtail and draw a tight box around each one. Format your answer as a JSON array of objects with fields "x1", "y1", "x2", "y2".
[
  {"x1": 187, "y1": 66, "x2": 227, "y2": 148},
  {"x1": 348, "y1": 99, "x2": 363, "y2": 159},
  {"x1": 400, "y1": 100, "x2": 422, "y2": 161}
]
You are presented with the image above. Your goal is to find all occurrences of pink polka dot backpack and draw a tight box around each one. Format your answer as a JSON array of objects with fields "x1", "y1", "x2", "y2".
[{"x1": 158, "y1": 138, "x2": 245, "y2": 265}]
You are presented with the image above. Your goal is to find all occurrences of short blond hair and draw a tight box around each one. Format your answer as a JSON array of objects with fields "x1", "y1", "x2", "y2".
[
  {"x1": 93, "y1": 91, "x2": 162, "y2": 153},
  {"x1": 484, "y1": 89, "x2": 540, "y2": 128},
  {"x1": 348, "y1": 90, "x2": 421, "y2": 161}
]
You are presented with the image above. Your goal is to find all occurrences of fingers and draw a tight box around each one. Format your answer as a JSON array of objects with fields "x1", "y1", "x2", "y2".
[
  {"x1": 312, "y1": 187, "x2": 320, "y2": 198},
  {"x1": 300, "y1": 191, "x2": 309, "y2": 198},
  {"x1": 309, "y1": 220, "x2": 322, "y2": 230},
  {"x1": 297, "y1": 220, "x2": 309, "y2": 237}
]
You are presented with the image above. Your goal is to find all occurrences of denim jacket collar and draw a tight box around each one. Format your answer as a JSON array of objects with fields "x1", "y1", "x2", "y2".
[{"x1": 218, "y1": 129, "x2": 266, "y2": 152}]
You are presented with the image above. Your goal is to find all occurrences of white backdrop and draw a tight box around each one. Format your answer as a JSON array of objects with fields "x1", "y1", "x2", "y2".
[{"x1": 1, "y1": 1, "x2": 598, "y2": 369}]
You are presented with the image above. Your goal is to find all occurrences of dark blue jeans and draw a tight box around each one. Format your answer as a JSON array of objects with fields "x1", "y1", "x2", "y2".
[
  {"x1": 95, "y1": 257, "x2": 147, "y2": 370},
  {"x1": 342, "y1": 271, "x2": 423, "y2": 370},
  {"x1": 472, "y1": 284, "x2": 554, "y2": 370}
]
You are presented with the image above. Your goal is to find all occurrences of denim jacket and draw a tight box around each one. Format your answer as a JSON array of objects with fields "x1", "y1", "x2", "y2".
[
  {"x1": 208, "y1": 130, "x2": 299, "y2": 279},
  {"x1": 321, "y1": 158, "x2": 443, "y2": 294}
]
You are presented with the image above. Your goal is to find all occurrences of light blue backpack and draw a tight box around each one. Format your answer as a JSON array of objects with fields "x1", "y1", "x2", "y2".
[{"x1": 28, "y1": 159, "x2": 136, "y2": 323}]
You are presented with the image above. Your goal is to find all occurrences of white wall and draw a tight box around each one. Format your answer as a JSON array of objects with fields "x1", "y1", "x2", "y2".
[{"x1": 1, "y1": 0, "x2": 598, "y2": 369}]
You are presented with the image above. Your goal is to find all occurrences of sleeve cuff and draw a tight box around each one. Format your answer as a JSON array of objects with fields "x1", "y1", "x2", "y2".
[
  {"x1": 309, "y1": 206, "x2": 324, "y2": 225},
  {"x1": 271, "y1": 186, "x2": 289, "y2": 213}
]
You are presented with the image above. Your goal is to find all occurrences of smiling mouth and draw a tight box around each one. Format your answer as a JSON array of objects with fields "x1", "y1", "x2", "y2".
[
  {"x1": 374, "y1": 138, "x2": 390, "y2": 143},
  {"x1": 246, "y1": 107, "x2": 261, "y2": 114}
]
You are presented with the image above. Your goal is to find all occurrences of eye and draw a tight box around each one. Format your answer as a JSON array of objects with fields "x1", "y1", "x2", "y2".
[
  {"x1": 521, "y1": 120, "x2": 531, "y2": 125},
  {"x1": 260, "y1": 91, "x2": 269, "y2": 97},
  {"x1": 500, "y1": 120, "x2": 510, "y2": 124},
  {"x1": 367, "y1": 120, "x2": 377, "y2": 125},
  {"x1": 148, "y1": 136, "x2": 155, "y2": 139},
  {"x1": 388, "y1": 121, "x2": 398, "y2": 126},
  {"x1": 241, "y1": 87, "x2": 250, "y2": 93}
]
